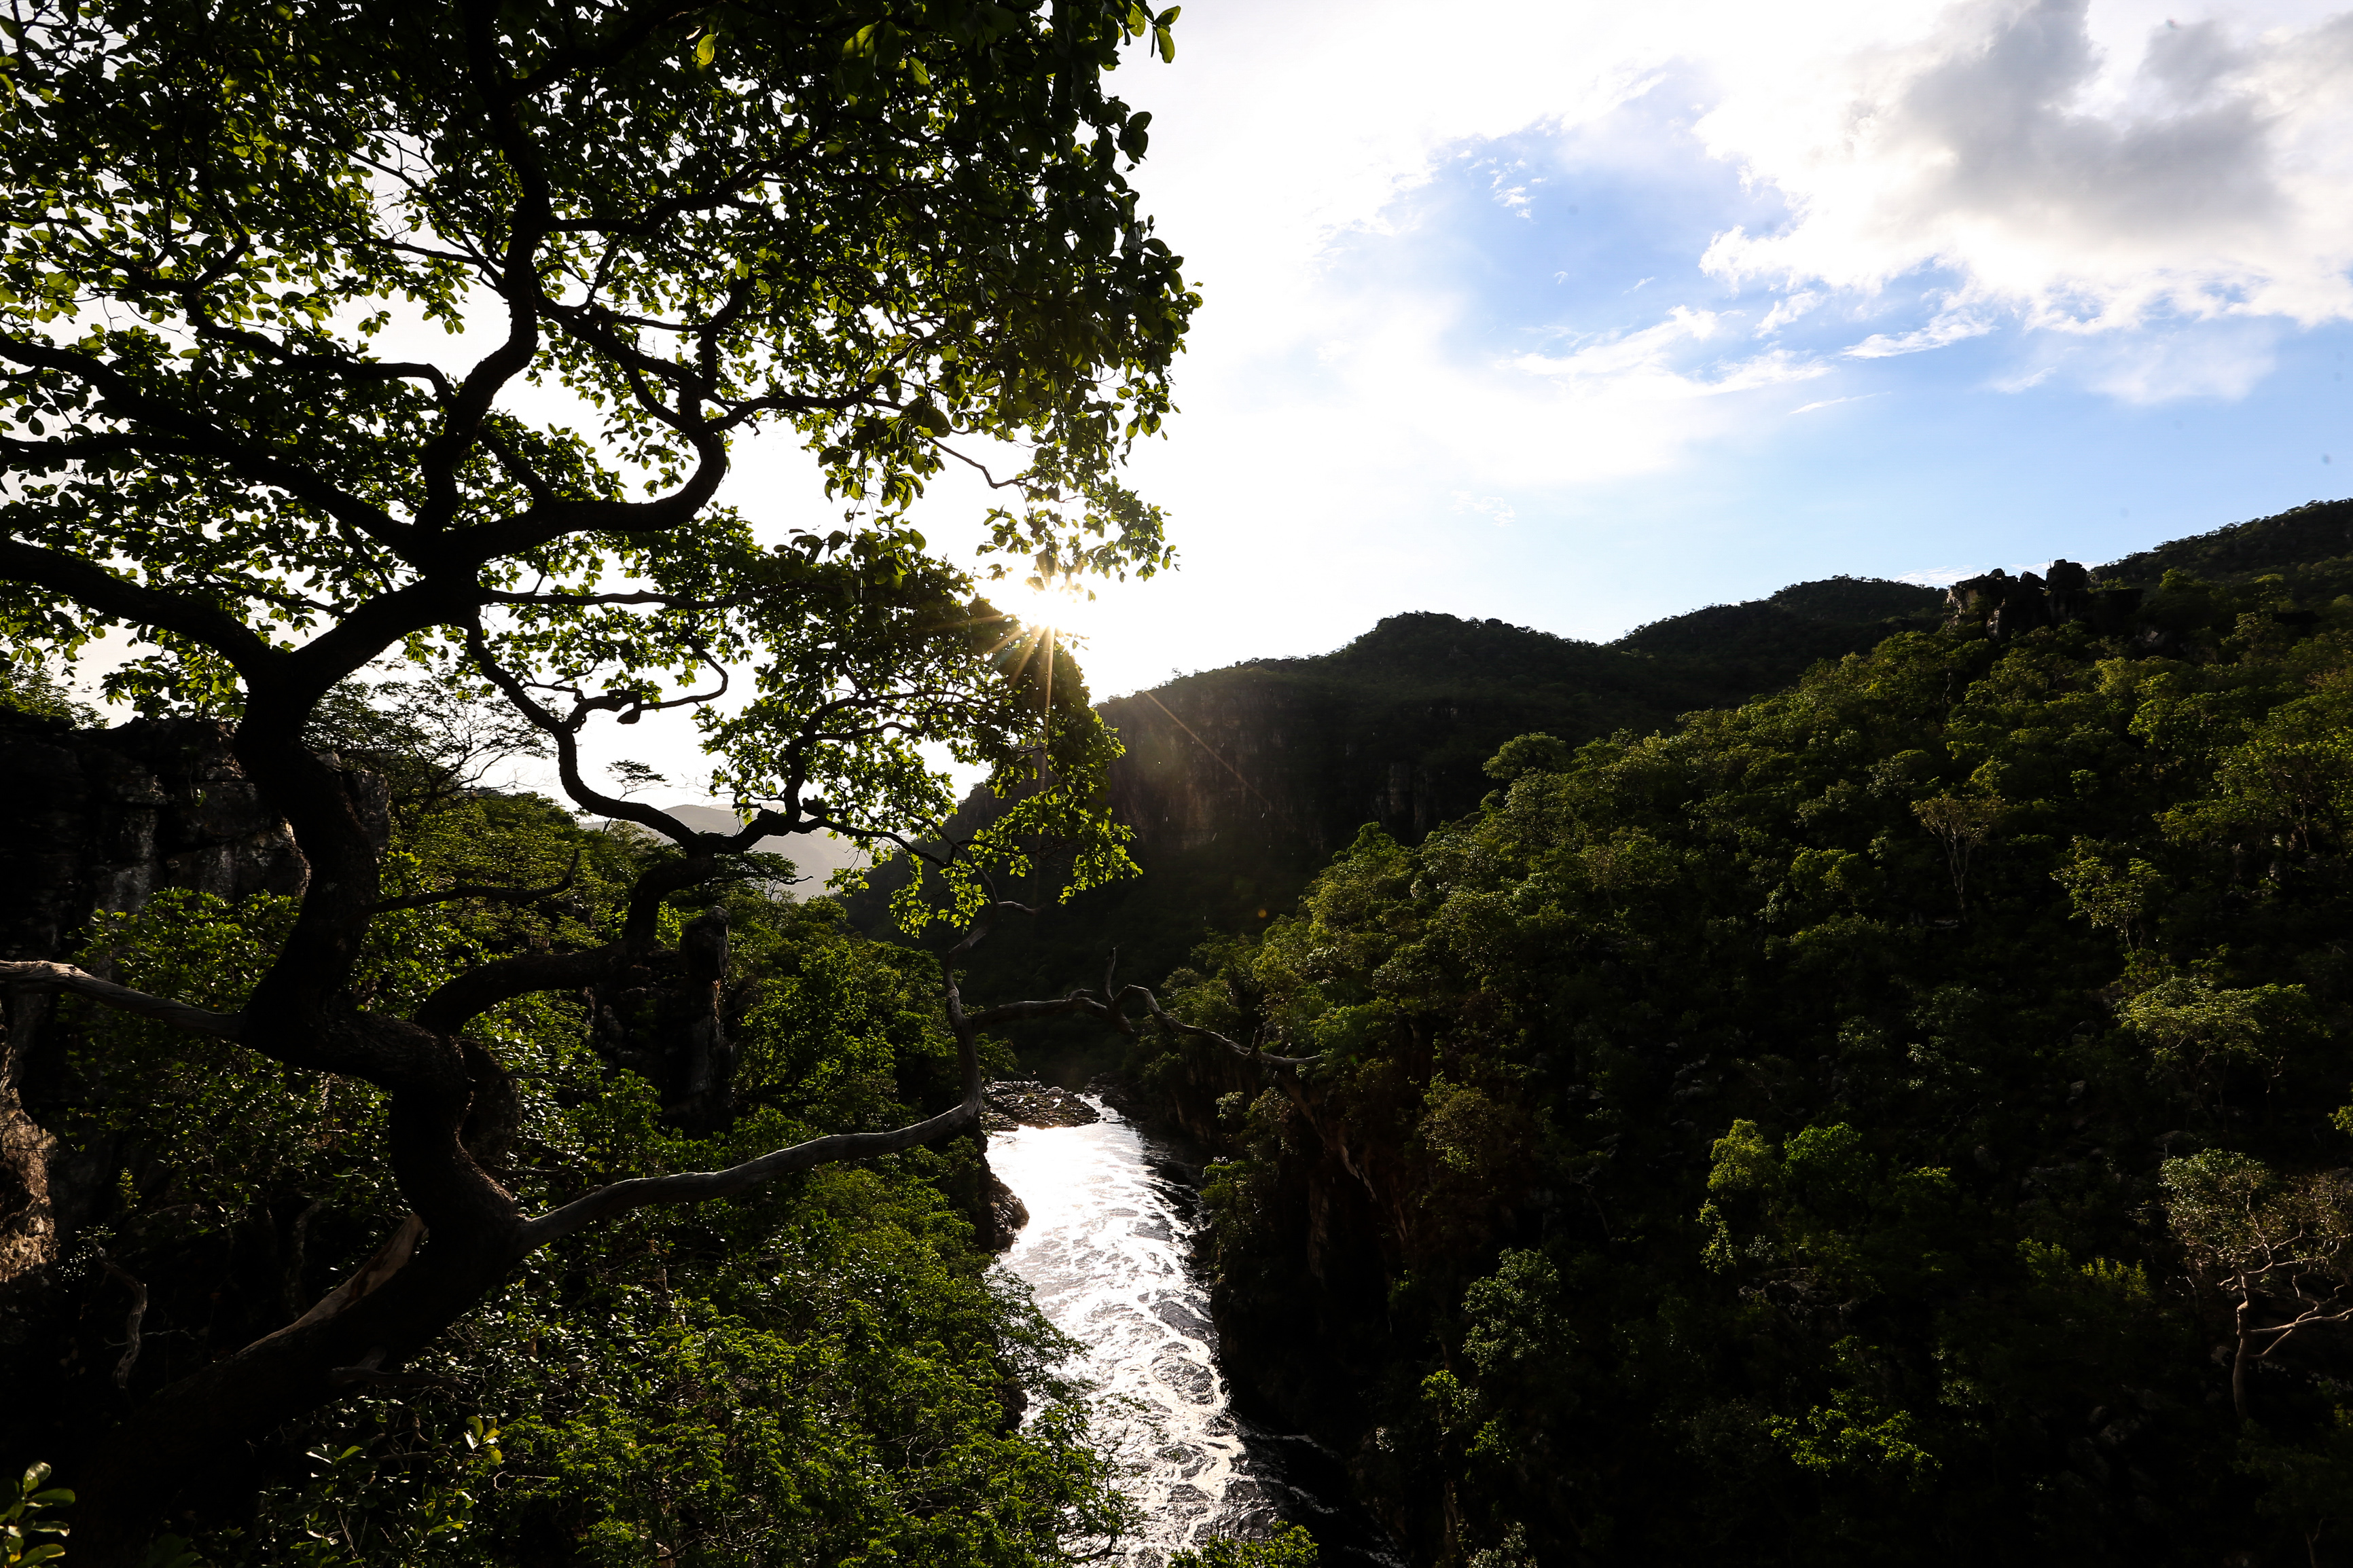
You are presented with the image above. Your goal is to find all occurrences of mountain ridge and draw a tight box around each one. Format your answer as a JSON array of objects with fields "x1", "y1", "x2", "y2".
[{"x1": 857, "y1": 496, "x2": 2353, "y2": 1076}]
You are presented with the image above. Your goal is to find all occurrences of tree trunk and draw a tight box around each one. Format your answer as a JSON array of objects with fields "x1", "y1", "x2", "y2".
[{"x1": 2234, "y1": 1293, "x2": 2255, "y2": 1421}]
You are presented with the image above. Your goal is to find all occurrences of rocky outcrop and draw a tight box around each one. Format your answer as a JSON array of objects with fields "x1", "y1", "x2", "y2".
[
  {"x1": 981, "y1": 1080, "x2": 1102, "y2": 1131},
  {"x1": 0, "y1": 712, "x2": 315, "y2": 963},
  {"x1": 0, "y1": 712, "x2": 322, "y2": 1286},
  {"x1": 1943, "y1": 561, "x2": 2144, "y2": 640}
]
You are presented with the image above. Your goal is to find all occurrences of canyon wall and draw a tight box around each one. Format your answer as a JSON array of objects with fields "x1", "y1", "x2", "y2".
[{"x1": 0, "y1": 712, "x2": 320, "y2": 1287}]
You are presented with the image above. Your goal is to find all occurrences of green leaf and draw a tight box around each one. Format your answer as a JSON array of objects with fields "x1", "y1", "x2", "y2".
[{"x1": 694, "y1": 31, "x2": 716, "y2": 68}]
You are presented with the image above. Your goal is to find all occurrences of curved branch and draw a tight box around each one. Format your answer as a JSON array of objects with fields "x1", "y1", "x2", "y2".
[
  {"x1": 0, "y1": 334, "x2": 417, "y2": 555},
  {"x1": 466, "y1": 628, "x2": 695, "y2": 845},
  {"x1": 1087, "y1": 979, "x2": 1319, "y2": 1070},
  {"x1": 370, "y1": 845, "x2": 580, "y2": 914},
  {"x1": 412, "y1": 945, "x2": 621, "y2": 1037},
  {"x1": 512, "y1": 1097, "x2": 982, "y2": 1254},
  {"x1": 0, "y1": 961, "x2": 246, "y2": 1039},
  {"x1": 0, "y1": 539, "x2": 276, "y2": 674}
]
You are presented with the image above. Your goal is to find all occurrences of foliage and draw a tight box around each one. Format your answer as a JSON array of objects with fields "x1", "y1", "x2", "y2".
[
  {"x1": 212, "y1": 1168, "x2": 1128, "y2": 1567},
  {"x1": 1, "y1": 1, "x2": 1193, "y2": 1549},
  {"x1": 1138, "y1": 578, "x2": 2353, "y2": 1564},
  {"x1": 0, "y1": 657, "x2": 94, "y2": 727},
  {"x1": 857, "y1": 583, "x2": 1957, "y2": 1059},
  {"x1": 1166, "y1": 1525, "x2": 1320, "y2": 1568},
  {"x1": 3, "y1": 1465, "x2": 73, "y2": 1567},
  {"x1": 25, "y1": 758, "x2": 1129, "y2": 1564}
]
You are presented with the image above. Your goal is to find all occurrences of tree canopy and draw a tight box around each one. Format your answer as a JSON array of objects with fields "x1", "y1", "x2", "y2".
[
  {"x1": 0, "y1": 1, "x2": 1196, "y2": 1558},
  {"x1": 1137, "y1": 578, "x2": 2353, "y2": 1563}
]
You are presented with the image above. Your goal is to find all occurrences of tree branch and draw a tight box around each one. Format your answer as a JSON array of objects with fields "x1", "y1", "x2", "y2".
[
  {"x1": 370, "y1": 846, "x2": 581, "y2": 914},
  {"x1": 0, "y1": 334, "x2": 418, "y2": 556},
  {"x1": 0, "y1": 961, "x2": 246, "y2": 1039},
  {"x1": 0, "y1": 539, "x2": 276, "y2": 674},
  {"x1": 511, "y1": 1098, "x2": 982, "y2": 1254}
]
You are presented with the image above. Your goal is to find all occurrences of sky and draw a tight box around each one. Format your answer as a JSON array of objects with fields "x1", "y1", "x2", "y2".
[
  {"x1": 786, "y1": 0, "x2": 2353, "y2": 708},
  {"x1": 63, "y1": 0, "x2": 2353, "y2": 809}
]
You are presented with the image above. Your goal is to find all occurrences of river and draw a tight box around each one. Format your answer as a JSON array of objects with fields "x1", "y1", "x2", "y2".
[{"x1": 989, "y1": 1097, "x2": 1403, "y2": 1567}]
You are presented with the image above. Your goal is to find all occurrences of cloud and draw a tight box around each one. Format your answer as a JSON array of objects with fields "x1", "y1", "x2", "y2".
[
  {"x1": 1757, "y1": 290, "x2": 1823, "y2": 332},
  {"x1": 1454, "y1": 492, "x2": 1520, "y2": 525},
  {"x1": 1514, "y1": 308, "x2": 1831, "y2": 398},
  {"x1": 1698, "y1": 0, "x2": 2353, "y2": 332},
  {"x1": 1845, "y1": 312, "x2": 1996, "y2": 358}
]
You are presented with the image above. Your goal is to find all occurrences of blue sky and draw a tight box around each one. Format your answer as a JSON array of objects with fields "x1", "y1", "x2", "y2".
[
  {"x1": 833, "y1": 0, "x2": 2353, "y2": 704},
  {"x1": 161, "y1": 0, "x2": 2340, "y2": 805}
]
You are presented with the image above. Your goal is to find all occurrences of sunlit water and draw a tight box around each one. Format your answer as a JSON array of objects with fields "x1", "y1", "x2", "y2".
[{"x1": 989, "y1": 1099, "x2": 1402, "y2": 1567}]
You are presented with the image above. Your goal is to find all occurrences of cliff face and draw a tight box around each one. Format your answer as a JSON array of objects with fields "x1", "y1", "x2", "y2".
[
  {"x1": 1099, "y1": 678, "x2": 1351, "y2": 858},
  {"x1": 0, "y1": 712, "x2": 321, "y2": 1286},
  {"x1": 0, "y1": 712, "x2": 318, "y2": 962}
]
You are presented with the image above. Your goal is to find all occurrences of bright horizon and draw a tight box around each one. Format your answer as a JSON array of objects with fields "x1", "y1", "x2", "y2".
[
  {"x1": 723, "y1": 0, "x2": 2353, "y2": 707},
  {"x1": 65, "y1": 0, "x2": 2353, "y2": 808},
  {"x1": 602, "y1": 0, "x2": 2341, "y2": 807}
]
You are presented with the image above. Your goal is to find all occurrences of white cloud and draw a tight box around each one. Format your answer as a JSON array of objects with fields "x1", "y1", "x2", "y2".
[
  {"x1": 1514, "y1": 309, "x2": 1832, "y2": 402},
  {"x1": 869, "y1": 0, "x2": 2353, "y2": 701},
  {"x1": 1846, "y1": 313, "x2": 1998, "y2": 357},
  {"x1": 1454, "y1": 492, "x2": 1520, "y2": 526},
  {"x1": 1698, "y1": 0, "x2": 2353, "y2": 333},
  {"x1": 1757, "y1": 290, "x2": 1825, "y2": 332}
]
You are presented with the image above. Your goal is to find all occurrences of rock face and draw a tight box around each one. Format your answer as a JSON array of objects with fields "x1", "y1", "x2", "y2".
[
  {"x1": 1943, "y1": 562, "x2": 2142, "y2": 640},
  {"x1": 982, "y1": 1080, "x2": 1102, "y2": 1131},
  {"x1": 0, "y1": 711, "x2": 315, "y2": 963},
  {"x1": 0, "y1": 712, "x2": 320, "y2": 1286}
]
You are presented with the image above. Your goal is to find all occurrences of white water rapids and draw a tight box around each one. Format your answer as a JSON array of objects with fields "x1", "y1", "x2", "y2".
[{"x1": 989, "y1": 1098, "x2": 1401, "y2": 1567}]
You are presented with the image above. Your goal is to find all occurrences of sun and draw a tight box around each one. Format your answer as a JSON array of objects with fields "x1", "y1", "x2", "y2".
[{"x1": 997, "y1": 574, "x2": 1097, "y2": 644}]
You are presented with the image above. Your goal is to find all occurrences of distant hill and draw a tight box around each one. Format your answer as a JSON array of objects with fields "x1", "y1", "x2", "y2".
[
  {"x1": 2098, "y1": 496, "x2": 2353, "y2": 599},
  {"x1": 856, "y1": 498, "x2": 2353, "y2": 1078},
  {"x1": 850, "y1": 577, "x2": 1944, "y2": 1053},
  {"x1": 611, "y1": 805, "x2": 869, "y2": 898}
]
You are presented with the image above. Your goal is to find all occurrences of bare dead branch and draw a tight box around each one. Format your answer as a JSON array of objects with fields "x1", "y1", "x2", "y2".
[
  {"x1": 249, "y1": 1215, "x2": 429, "y2": 1355},
  {"x1": 513, "y1": 1098, "x2": 982, "y2": 1254},
  {"x1": 0, "y1": 961, "x2": 246, "y2": 1040}
]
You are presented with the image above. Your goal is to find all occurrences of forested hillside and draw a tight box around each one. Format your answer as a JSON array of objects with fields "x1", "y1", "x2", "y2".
[
  {"x1": 861, "y1": 577, "x2": 1945, "y2": 1055},
  {"x1": 1128, "y1": 543, "x2": 2353, "y2": 1563}
]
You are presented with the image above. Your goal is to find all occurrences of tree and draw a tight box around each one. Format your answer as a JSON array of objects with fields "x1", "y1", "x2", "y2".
[
  {"x1": 1911, "y1": 795, "x2": 2003, "y2": 915},
  {"x1": 0, "y1": 1, "x2": 1198, "y2": 1558},
  {"x1": 2161, "y1": 1150, "x2": 2353, "y2": 1420}
]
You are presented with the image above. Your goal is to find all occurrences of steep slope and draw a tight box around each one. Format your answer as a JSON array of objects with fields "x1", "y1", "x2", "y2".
[
  {"x1": 855, "y1": 579, "x2": 1943, "y2": 1050},
  {"x1": 1120, "y1": 512, "x2": 2353, "y2": 1567},
  {"x1": 2098, "y1": 495, "x2": 2353, "y2": 598}
]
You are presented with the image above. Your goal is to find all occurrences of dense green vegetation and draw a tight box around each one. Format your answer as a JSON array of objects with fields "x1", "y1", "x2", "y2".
[
  {"x1": 0, "y1": 1, "x2": 1198, "y2": 1555},
  {"x1": 7, "y1": 689, "x2": 1130, "y2": 1565},
  {"x1": 876, "y1": 580, "x2": 1947, "y2": 1070},
  {"x1": 1137, "y1": 562, "x2": 2353, "y2": 1564},
  {"x1": 2102, "y1": 497, "x2": 2353, "y2": 602}
]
